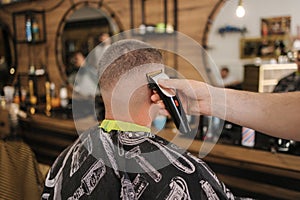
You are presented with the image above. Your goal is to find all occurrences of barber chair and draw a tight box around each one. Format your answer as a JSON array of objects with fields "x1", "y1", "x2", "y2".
[{"x1": 0, "y1": 106, "x2": 44, "y2": 200}]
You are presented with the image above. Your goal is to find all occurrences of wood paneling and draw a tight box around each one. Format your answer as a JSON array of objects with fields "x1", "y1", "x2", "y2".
[{"x1": 0, "y1": 0, "x2": 218, "y2": 89}]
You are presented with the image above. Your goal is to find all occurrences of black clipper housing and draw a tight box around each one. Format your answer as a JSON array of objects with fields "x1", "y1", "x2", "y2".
[{"x1": 146, "y1": 70, "x2": 191, "y2": 134}]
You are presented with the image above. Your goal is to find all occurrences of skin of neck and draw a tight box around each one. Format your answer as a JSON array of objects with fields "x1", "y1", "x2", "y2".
[
  {"x1": 102, "y1": 85, "x2": 156, "y2": 127},
  {"x1": 101, "y1": 64, "x2": 163, "y2": 127}
]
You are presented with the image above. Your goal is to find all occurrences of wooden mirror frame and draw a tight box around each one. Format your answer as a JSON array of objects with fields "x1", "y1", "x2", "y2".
[
  {"x1": 55, "y1": 1, "x2": 124, "y2": 83},
  {"x1": 202, "y1": 0, "x2": 227, "y2": 49}
]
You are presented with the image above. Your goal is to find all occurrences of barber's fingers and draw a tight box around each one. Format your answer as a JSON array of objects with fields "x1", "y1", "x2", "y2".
[
  {"x1": 158, "y1": 79, "x2": 186, "y2": 91},
  {"x1": 158, "y1": 79, "x2": 212, "y2": 115},
  {"x1": 151, "y1": 90, "x2": 198, "y2": 116},
  {"x1": 158, "y1": 79, "x2": 198, "y2": 100},
  {"x1": 150, "y1": 92, "x2": 170, "y2": 116},
  {"x1": 150, "y1": 82, "x2": 192, "y2": 115},
  {"x1": 150, "y1": 92, "x2": 161, "y2": 102}
]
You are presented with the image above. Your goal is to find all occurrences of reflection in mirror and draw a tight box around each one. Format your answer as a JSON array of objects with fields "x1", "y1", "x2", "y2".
[
  {"x1": 0, "y1": 21, "x2": 15, "y2": 95},
  {"x1": 61, "y1": 6, "x2": 119, "y2": 82},
  {"x1": 54, "y1": 5, "x2": 121, "y2": 123}
]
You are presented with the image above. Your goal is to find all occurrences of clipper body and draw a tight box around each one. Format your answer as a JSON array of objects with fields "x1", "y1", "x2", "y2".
[{"x1": 147, "y1": 70, "x2": 191, "y2": 134}]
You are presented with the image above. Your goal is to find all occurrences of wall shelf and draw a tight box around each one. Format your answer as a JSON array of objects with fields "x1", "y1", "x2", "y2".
[
  {"x1": 129, "y1": 0, "x2": 178, "y2": 35},
  {"x1": 12, "y1": 9, "x2": 46, "y2": 44},
  {"x1": 129, "y1": 0, "x2": 179, "y2": 73}
]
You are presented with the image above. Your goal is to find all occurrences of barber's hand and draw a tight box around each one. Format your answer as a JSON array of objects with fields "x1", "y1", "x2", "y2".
[
  {"x1": 152, "y1": 79, "x2": 213, "y2": 116},
  {"x1": 150, "y1": 90, "x2": 170, "y2": 116}
]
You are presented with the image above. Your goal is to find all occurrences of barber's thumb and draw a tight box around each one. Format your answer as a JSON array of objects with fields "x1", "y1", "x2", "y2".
[
  {"x1": 159, "y1": 79, "x2": 184, "y2": 91},
  {"x1": 158, "y1": 79, "x2": 175, "y2": 88}
]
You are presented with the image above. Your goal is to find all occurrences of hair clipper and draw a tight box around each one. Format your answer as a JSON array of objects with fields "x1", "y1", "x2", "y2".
[{"x1": 147, "y1": 70, "x2": 191, "y2": 134}]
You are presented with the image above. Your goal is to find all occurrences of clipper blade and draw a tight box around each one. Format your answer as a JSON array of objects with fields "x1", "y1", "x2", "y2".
[{"x1": 146, "y1": 70, "x2": 163, "y2": 81}]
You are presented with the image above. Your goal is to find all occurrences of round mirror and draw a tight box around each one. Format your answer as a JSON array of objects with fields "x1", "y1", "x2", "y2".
[
  {"x1": 56, "y1": 3, "x2": 122, "y2": 84},
  {"x1": 0, "y1": 20, "x2": 16, "y2": 95}
]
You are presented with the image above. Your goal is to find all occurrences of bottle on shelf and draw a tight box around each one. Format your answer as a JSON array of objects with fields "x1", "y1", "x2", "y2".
[
  {"x1": 50, "y1": 82, "x2": 60, "y2": 108},
  {"x1": 13, "y1": 87, "x2": 20, "y2": 104},
  {"x1": 59, "y1": 85, "x2": 68, "y2": 108},
  {"x1": 3, "y1": 85, "x2": 15, "y2": 105},
  {"x1": 32, "y1": 17, "x2": 40, "y2": 42},
  {"x1": 28, "y1": 79, "x2": 37, "y2": 114},
  {"x1": 28, "y1": 64, "x2": 35, "y2": 75},
  {"x1": 25, "y1": 15, "x2": 32, "y2": 42},
  {"x1": 20, "y1": 87, "x2": 27, "y2": 104},
  {"x1": 45, "y1": 81, "x2": 51, "y2": 116}
]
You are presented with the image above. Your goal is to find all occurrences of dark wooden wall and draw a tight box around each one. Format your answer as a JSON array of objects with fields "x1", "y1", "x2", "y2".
[{"x1": 0, "y1": 0, "x2": 220, "y2": 89}]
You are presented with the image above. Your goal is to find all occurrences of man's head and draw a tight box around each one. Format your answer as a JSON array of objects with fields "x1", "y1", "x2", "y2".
[
  {"x1": 220, "y1": 67, "x2": 229, "y2": 79},
  {"x1": 98, "y1": 39, "x2": 164, "y2": 125},
  {"x1": 71, "y1": 51, "x2": 86, "y2": 68},
  {"x1": 98, "y1": 32, "x2": 111, "y2": 46}
]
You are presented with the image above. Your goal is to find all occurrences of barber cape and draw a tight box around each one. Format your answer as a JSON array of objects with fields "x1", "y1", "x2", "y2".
[{"x1": 42, "y1": 120, "x2": 247, "y2": 200}]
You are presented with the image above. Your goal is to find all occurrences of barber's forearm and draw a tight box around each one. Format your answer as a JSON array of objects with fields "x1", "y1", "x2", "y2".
[
  {"x1": 224, "y1": 89, "x2": 267, "y2": 133},
  {"x1": 219, "y1": 89, "x2": 300, "y2": 141}
]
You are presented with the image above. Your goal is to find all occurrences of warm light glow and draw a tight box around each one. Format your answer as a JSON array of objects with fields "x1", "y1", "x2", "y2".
[
  {"x1": 236, "y1": 5, "x2": 245, "y2": 18},
  {"x1": 236, "y1": 0, "x2": 245, "y2": 18},
  {"x1": 9, "y1": 67, "x2": 15, "y2": 74}
]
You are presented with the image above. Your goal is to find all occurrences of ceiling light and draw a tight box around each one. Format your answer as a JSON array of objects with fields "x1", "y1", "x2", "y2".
[{"x1": 236, "y1": 0, "x2": 245, "y2": 18}]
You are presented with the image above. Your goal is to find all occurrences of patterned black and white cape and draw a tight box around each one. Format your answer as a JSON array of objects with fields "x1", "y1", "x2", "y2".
[{"x1": 42, "y1": 125, "x2": 250, "y2": 200}]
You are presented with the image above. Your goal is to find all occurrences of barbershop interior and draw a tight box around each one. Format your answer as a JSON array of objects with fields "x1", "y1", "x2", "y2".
[{"x1": 0, "y1": 0, "x2": 300, "y2": 199}]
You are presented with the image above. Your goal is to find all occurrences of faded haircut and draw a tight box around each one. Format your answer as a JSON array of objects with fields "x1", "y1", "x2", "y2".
[{"x1": 98, "y1": 39, "x2": 163, "y2": 90}]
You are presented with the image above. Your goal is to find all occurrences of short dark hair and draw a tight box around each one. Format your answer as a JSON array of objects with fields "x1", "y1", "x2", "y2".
[
  {"x1": 98, "y1": 39, "x2": 163, "y2": 90},
  {"x1": 221, "y1": 66, "x2": 229, "y2": 72},
  {"x1": 72, "y1": 50, "x2": 84, "y2": 57}
]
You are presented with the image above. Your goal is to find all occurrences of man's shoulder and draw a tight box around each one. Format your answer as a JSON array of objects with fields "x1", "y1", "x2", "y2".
[
  {"x1": 47, "y1": 125, "x2": 101, "y2": 174},
  {"x1": 42, "y1": 126, "x2": 113, "y2": 199},
  {"x1": 279, "y1": 72, "x2": 296, "y2": 81}
]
